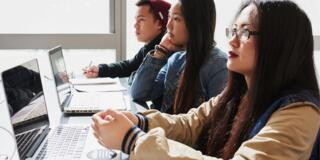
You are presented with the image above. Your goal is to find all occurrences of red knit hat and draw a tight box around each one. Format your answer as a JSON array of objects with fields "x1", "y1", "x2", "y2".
[{"x1": 148, "y1": 0, "x2": 171, "y2": 30}]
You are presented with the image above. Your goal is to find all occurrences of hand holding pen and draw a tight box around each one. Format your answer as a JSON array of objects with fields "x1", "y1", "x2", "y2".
[{"x1": 83, "y1": 61, "x2": 99, "y2": 78}]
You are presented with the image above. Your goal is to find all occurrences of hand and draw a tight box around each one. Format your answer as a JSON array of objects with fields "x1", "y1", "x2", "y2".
[
  {"x1": 83, "y1": 65, "x2": 99, "y2": 78},
  {"x1": 121, "y1": 111, "x2": 139, "y2": 125},
  {"x1": 91, "y1": 109, "x2": 134, "y2": 150},
  {"x1": 159, "y1": 33, "x2": 185, "y2": 53}
]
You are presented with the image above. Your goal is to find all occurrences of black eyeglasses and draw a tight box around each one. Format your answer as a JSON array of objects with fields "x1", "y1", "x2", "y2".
[{"x1": 226, "y1": 27, "x2": 260, "y2": 41}]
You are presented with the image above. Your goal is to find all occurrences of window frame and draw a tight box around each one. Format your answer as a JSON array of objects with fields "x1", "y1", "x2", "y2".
[
  {"x1": 0, "y1": 0, "x2": 127, "y2": 61},
  {"x1": 315, "y1": 36, "x2": 320, "y2": 50}
]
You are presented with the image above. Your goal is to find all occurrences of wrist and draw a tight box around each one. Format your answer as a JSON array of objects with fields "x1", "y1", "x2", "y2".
[
  {"x1": 153, "y1": 44, "x2": 173, "y2": 59},
  {"x1": 121, "y1": 126, "x2": 145, "y2": 154},
  {"x1": 154, "y1": 50, "x2": 167, "y2": 59},
  {"x1": 155, "y1": 44, "x2": 173, "y2": 57},
  {"x1": 158, "y1": 44, "x2": 171, "y2": 53},
  {"x1": 135, "y1": 113, "x2": 149, "y2": 132},
  {"x1": 97, "y1": 64, "x2": 107, "y2": 77}
]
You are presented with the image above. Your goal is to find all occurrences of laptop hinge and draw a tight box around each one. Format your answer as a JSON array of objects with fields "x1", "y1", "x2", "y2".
[{"x1": 62, "y1": 93, "x2": 73, "y2": 111}]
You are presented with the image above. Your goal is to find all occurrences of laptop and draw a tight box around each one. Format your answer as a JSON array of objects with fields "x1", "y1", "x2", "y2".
[
  {"x1": 48, "y1": 46, "x2": 127, "y2": 114},
  {"x1": 1, "y1": 59, "x2": 119, "y2": 160}
]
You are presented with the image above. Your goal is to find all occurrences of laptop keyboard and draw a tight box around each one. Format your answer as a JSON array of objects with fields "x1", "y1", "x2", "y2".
[
  {"x1": 68, "y1": 93, "x2": 103, "y2": 112},
  {"x1": 67, "y1": 92, "x2": 126, "y2": 113},
  {"x1": 71, "y1": 93, "x2": 103, "y2": 108},
  {"x1": 35, "y1": 126, "x2": 89, "y2": 160},
  {"x1": 16, "y1": 128, "x2": 42, "y2": 159},
  {"x1": 64, "y1": 105, "x2": 100, "y2": 113}
]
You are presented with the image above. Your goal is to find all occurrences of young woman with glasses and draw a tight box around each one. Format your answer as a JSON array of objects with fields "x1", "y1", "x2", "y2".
[{"x1": 92, "y1": 0, "x2": 319, "y2": 159}]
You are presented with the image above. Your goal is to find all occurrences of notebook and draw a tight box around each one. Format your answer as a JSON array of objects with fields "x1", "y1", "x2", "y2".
[
  {"x1": 48, "y1": 46, "x2": 127, "y2": 114},
  {"x1": 69, "y1": 77, "x2": 117, "y2": 85},
  {"x1": 1, "y1": 59, "x2": 118, "y2": 160}
]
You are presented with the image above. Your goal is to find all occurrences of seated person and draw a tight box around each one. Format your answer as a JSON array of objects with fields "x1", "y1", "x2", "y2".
[
  {"x1": 92, "y1": 0, "x2": 320, "y2": 159},
  {"x1": 83, "y1": 0, "x2": 171, "y2": 83},
  {"x1": 130, "y1": 0, "x2": 227, "y2": 113}
]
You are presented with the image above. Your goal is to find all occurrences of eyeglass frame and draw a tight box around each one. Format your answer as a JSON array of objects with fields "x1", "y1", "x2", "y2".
[{"x1": 225, "y1": 27, "x2": 260, "y2": 41}]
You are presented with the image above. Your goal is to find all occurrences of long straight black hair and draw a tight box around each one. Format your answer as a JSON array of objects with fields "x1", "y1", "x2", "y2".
[
  {"x1": 197, "y1": 0, "x2": 320, "y2": 159},
  {"x1": 173, "y1": 0, "x2": 216, "y2": 113}
]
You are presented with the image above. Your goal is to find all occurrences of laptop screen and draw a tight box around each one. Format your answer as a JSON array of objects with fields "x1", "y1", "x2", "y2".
[
  {"x1": 48, "y1": 46, "x2": 72, "y2": 107},
  {"x1": 1, "y1": 59, "x2": 50, "y2": 159}
]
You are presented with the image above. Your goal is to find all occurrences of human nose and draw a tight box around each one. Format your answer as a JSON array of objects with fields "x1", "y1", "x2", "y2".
[
  {"x1": 134, "y1": 20, "x2": 139, "y2": 29},
  {"x1": 228, "y1": 32, "x2": 240, "y2": 49}
]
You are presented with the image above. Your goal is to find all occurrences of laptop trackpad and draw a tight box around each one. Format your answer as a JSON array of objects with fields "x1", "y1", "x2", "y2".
[{"x1": 87, "y1": 149, "x2": 117, "y2": 160}]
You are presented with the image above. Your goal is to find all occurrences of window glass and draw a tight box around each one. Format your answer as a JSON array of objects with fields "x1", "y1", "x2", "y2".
[{"x1": 0, "y1": 0, "x2": 110, "y2": 34}]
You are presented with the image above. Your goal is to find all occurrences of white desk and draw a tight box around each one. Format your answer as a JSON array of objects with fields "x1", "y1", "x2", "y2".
[{"x1": 0, "y1": 50, "x2": 145, "y2": 160}]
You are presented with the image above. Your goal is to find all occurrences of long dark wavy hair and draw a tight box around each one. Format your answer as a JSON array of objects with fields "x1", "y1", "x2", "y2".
[
  {"x1": 196, "y1": 0, "x2": 320, "y2": 159},
  {"x1": 173, "y1": 0, "x2": 216, "y2": 113}
]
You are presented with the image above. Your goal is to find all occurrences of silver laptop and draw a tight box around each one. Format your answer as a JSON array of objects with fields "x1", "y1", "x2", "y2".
[
  {"x1": 1, "y1": 59, "x2": 119, "y2": 160},
  {"x1": 48, "y1": 46, "x2": 126, "y2": 114}
]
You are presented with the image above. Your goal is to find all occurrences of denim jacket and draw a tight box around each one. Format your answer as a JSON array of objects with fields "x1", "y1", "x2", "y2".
[{"x1": 130, "y1": 47, "x2": 227, "y2": 113}]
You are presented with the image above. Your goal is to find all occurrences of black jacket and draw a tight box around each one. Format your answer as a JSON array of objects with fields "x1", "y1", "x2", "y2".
[{"x1": 98, "y1": 32, "x2": 165, "y2": 78}]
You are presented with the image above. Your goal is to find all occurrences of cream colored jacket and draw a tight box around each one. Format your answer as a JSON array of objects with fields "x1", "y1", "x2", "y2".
[{"x1": 129, "y1": 97, "x2": 320, "y2": 160}]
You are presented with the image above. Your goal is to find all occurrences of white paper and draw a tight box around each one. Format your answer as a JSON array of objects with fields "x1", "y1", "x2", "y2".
[
  {"x1": 69, "y1": 77, "x2": 118, "y2": 85},
  {"x1": 73, "y1": 84, "x2": 127, "y2": 92}
]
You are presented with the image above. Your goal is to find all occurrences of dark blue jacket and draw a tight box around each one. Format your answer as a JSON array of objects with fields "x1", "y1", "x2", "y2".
[{"x1": 130, "y1": 47, "x2": 227, "y2": 113}]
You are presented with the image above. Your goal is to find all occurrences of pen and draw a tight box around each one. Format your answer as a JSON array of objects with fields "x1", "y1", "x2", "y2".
[
  {"x1": 87, "y1": 60, "x2": 93, "y2": 68},
  {"x1": 83, "y1": 61, "x2": 93, "y2": 74}
]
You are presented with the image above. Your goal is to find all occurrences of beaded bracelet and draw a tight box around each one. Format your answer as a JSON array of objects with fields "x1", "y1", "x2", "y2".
[
  {"x1": 154, "y1": 44, "x2": 173, "y2": 59},
  {"x1": 158, "y1": 44, "x2": 171, "y2": 53},
  {"x1": 155, "y1": 45, "x2": 168, "y2": 54}
]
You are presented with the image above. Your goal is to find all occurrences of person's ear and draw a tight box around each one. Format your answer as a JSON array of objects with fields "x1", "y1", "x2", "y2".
[{"x1": 156, "y1": 19, "x2": 162, "y2": 30}]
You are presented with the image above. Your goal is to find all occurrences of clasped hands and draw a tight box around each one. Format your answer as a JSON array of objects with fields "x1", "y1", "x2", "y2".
[{"x1": 91, "y1": 109, "x2": 139, "y2": 150}]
